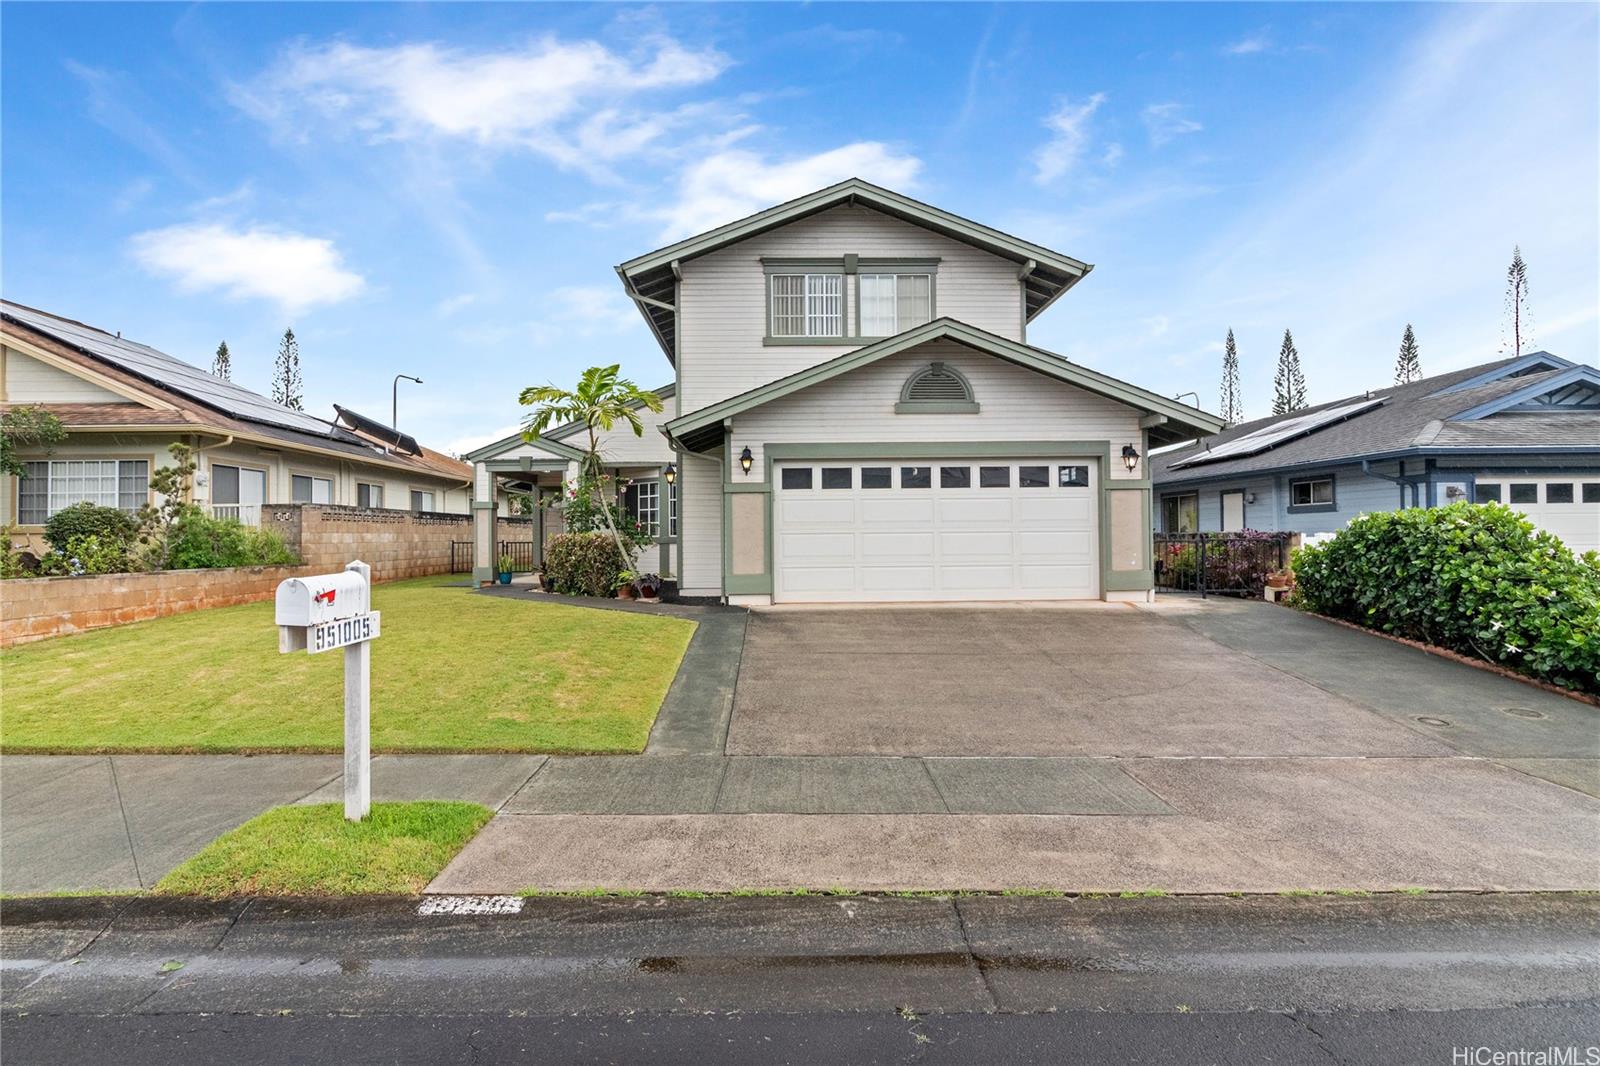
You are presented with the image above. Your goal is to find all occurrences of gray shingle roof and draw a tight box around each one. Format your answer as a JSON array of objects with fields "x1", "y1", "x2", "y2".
[{"x1": 1151, "y1": 355, "x2": 1598, "y2": 485}]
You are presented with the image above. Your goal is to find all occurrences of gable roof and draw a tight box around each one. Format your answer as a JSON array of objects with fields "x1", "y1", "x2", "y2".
[
  {"x1": 616, "y1": 179, "x2": 1093, "y2": 362},
  {"x1": 462, "y1": 382, "x2": 675, "y2": 462},
  {"x1": 2, "y1": 300, "x2": 471, "y2": 483},
  {"x1": 1150, "y1": 354, "x2": 1600, "y2": 486},
  {"x1": 662, "y1": 318, "x2": 1224, "y2": 454}
]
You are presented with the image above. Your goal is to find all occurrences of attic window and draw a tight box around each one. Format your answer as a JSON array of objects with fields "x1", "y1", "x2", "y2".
[{"x1": 896, "y1": 362, "x2": 979, "y2": 414}]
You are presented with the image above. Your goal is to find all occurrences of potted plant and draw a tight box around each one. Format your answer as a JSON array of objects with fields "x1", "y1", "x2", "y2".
[
  {"x1": 614, "y1": 569, "x2": 638, "y2": 600},
  {"x1": 497, "y1": 553, "x2": 515, "y2": 585},
  {"x1": 634, "y1": 572, "x2": 662, "y2": 602}
]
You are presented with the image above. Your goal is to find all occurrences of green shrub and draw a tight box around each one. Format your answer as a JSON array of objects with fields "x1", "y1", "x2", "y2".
[
  {"x1": 1292, "y1": 502, "x2": 1599, "y2": 693},
  {"x1": 60, "y1": 533, "x2": 131, "y2": 575},
  {"x1": 43, "y1": 502, "x2": 136, "y2": 554},
  {"x1": 163, "y1": 512, "x2": 298, "y2": 570},
  {"x1": 543, "y1": 530, "x2": 627, "y2": 597}
]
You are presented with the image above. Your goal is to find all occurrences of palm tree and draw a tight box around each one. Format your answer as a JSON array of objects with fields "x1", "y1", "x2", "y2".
[{"x1": 519, "y1": 365, "x2": 663, "y2": 562}]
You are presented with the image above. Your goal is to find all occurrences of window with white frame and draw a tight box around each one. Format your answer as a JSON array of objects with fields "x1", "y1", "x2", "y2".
[
  {"x1": 770, "y1": 273, "x2": 843, "y2": 337},
  {"x1": 18, "y1": 459, "x2": 148, "y2": 525},
  {"x1": 859, "y1": 273, "x2": 932, "y2": 336},
  {"x1": 356, "y1": 482, "x2": 384, "y2": 508},
  {"x1": 410, "y1": 489, "x2": 436, "y2": 512},
  {"x1": 668, "y1": 479, "x2": 679, "y2": 537},
  {"x1": 625, "y1": 480, "x2": 660, "y2": 536},
  {"x1": 292, "y1": 475, "x2": 333, "y2": 504},
  {"x1": 1289, "y1": 477, "x2": 1335, "y2": 509}
]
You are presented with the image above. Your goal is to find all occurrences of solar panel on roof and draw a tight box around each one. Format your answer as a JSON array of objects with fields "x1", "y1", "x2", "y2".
[
  {"x1": 1169, "y1": 397, "x2": 1385, "y2": 468},
  {"x1": 3, "y1": 303, "x2": 345, "y2": 439}
]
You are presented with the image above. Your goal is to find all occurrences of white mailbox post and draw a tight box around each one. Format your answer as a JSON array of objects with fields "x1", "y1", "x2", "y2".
[{"x1": 276, "y1": 560, "x2": 380, "y2": 821}]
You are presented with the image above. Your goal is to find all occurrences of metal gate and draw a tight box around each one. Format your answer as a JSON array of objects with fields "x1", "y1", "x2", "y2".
[
  {"x1": 1153, "y1": 532, "x2": 1293, "y2": 597},
  {"x1": 497, "y1": 541, "x2": 537, "y2": 573},
  {"x1": 449, "y1": 541, "x2": 473, "y2": 574}
]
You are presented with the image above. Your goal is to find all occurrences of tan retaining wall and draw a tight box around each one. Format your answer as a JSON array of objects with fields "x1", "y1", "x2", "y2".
[{"x1": 1, "y1": 564, "x2": 316, "y2": 646}]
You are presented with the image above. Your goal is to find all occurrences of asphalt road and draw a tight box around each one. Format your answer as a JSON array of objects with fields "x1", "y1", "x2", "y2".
[{"x1": 5, "y1": 893, "x2": 1598, "y2": 1065}]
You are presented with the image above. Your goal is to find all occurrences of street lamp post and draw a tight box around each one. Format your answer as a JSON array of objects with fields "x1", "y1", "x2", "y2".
[{"x1": 392, "y1": 374, "x2": 423, "y2": 450}]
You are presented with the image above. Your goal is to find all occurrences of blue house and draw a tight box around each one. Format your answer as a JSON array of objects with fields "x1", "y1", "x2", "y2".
[{"x1": 1150, "y1": 353, "x2": 1600, "y2": 555}]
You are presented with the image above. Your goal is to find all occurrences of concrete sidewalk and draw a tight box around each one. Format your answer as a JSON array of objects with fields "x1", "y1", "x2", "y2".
[{"x1": 0, "y1": 755, "x2": 544, "y2": 894}]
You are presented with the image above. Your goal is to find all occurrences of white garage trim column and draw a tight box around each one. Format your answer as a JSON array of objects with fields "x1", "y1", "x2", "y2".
[
  {"x1": 471, "y1": 460, "x2": 496, "y2": 586},
  {"x1": 720, "y1": 441, "x2": 1155, "y2": 604}
]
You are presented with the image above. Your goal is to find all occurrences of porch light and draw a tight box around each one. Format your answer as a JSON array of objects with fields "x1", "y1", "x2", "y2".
[
  {"x1": 738, "y1": 447, "x2": 754, "y2": 475},
  {"x1": 1121, "y1": 443, "x2": 1141, "y2": 473},
  {"x1": 663, "y1": 463, "x2": 676, "y2": 485}
]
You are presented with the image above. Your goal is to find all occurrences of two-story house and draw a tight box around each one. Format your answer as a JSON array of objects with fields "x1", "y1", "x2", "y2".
[{"x1": 468, "y1": 179, "x2": 1223, "y2": 603}]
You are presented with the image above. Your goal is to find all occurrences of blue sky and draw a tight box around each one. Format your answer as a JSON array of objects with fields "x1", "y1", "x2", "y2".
[{"x1": 3, "y1": 2, "x2": 1595, "y2": 452}]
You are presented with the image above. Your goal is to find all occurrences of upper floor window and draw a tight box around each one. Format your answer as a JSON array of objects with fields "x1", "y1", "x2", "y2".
[
  {"x1": 770, "y1": 273, "x2": 843, "y2": 338},
  {"x1": 859, "y1": 273, "x2": 932, "y2": 336}
]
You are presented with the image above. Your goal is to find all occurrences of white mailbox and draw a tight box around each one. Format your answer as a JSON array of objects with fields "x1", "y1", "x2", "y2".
[{"x1": 276, "y1": 572, "x2": 371, "y2": 627}]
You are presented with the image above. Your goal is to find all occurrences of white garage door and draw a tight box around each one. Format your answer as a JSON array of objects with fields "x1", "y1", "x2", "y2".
[
  {"x1": 773, "y1": 459, "x2": 1099, "y2": 603},
  {"x1": 1474, "y1": 476, "x2": 1600, "y2": 554}
]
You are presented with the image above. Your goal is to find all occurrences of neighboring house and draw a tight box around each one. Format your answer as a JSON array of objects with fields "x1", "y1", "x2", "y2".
[
  {"x1": 1149, "y1": 353, "x2": 1600, "y2": 554},
  {"x1": 1, "y1": 301, "x2": 488, "y2": 554},
  {"x1": 471, "y1": 178, "x2": 1225, "y2": 602}
]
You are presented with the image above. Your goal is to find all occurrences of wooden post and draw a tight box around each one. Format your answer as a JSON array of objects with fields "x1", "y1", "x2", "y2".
[{"x1": 344, "y1": 559, "x2": 372, "y2": 821}]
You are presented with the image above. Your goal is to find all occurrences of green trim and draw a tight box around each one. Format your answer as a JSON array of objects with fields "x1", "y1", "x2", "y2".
[
  {"x1": 762, "y1": 335, "x2": 854, "y2": 346},
  {"x1": 894, "y1": 401, "x2": 981, "y2": 414},
  {"x1": 761, "y1": 257, "x2": 845, "y2": 274},
  {"x1": 471, "y1": 501, "x2": 497, "y2": 511},
  {"x1": 859, "y1": 258, "x2": 941, "y2": 271},
  {"x1": 725, "y1": 574, "x2": 773, "y2": 595},
  {"x1": 666, "y1": 319, "x2": 1224, "y2": 448}
]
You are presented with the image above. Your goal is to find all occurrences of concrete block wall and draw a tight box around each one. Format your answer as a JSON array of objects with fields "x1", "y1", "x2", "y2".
[
  {"x1": 263, "y1": 505, "x2": 533, "y2": 582},
  {"x1": 0, "y1": 564, "x2": 315, "y2": 646}
]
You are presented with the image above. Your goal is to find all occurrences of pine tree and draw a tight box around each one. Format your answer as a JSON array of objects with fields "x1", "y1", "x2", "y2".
[
  {"x1": 1220, "y1": 328, "x2": 1243, "y2": 424},
  {"x1": 211, "y1": 341, "x2": 231, "y2": 381},
  {"x1": 1393, "y1": 324, "x2": 1421, "y2": 385},
  {"x1": 272, "y1": 328, "x2": 303, "y2": 411},
  {"x1": 1272, "y1": 329, "x2": 1306, "y2": 415},
  {"x1": 1501, "y1": 246, "x2": 1533, "y2": 356}
]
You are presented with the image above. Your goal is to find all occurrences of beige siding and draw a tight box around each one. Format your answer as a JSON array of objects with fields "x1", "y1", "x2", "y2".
[
  {"x1": 678, "y1": 452, "x2": 723, "y2": 596},
  {"x1": 3, "y1": 347, "x2": 127, "y2": 403},
  {"x1": 677, "y1": 205, "x2": 1026, "y2": 413},
  {"x1": 729, "y1": 341, "x2": 1145, "y2": 478}
]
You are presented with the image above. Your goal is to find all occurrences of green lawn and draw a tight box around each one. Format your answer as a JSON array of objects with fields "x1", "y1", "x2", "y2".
[
  {"x1": 154, "y1": 802, "x2": 492, "y2": 896},
  {"x1": 1, "y1": 578, "x2": 695, "y2": 753}
]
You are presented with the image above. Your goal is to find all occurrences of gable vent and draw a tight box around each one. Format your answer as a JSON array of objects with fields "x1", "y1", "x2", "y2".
[{"x1": 905, "y1": 363, "x2": 973, "y2": 402}]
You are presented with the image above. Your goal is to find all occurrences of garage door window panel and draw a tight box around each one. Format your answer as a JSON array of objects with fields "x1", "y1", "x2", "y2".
[
  {"x1": 781, "y1": 468, "x2": 814, "y2": 490},
  {"x1": 1019, "y1": 466, "x2": 1050, "y2": 488},
  {"x1": 821, "y1": 468, "x2": 853, "y2": 490},
  {"x1": 1475, "y1": 483, "x2": 1502, "y2": 503},
  {"x1": 1545, "y1": 483, "x2": 1574, "y2": 504},
  {"x1": 980, "y1": 466, "x2": 1011, "y2": 488},
  {"x1": 1585, "y1": 484, "x2": 1600, "y2": 503},
  {"x1": 1058, "y1": 466, "x2": 1089, "y2": 488},
  {"x1": 940, "y1": 466, "x2": 971, "y2": 488},
  {"x1": 862, "y1": 467, "x2": 892, "y2": 489},
  {"x1": 901, "y1": 467, "x2": 931, "y2": 489},
  {"x1": 1509, "y1": 483, "x2": 1538, "y2": 504}
]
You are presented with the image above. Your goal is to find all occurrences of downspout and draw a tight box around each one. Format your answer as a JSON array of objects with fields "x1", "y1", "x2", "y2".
[{"x1": 191, "y1": 433, "x2": 235, "y2": 510}]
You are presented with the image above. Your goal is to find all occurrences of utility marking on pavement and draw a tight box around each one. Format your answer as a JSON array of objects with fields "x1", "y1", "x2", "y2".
[{"x1": 417, "y1": 896, "x2": 524, "y2": 916}]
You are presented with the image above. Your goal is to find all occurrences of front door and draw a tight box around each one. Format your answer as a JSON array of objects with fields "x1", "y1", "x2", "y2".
[{"x1": 1221, "y1": 491, "x2": 1245, "y2": 532}]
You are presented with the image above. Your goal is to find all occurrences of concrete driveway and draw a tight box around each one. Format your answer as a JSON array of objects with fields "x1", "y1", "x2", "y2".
[{"x1": 728, "y1": 602, "x2": 1580, "y2": 758}]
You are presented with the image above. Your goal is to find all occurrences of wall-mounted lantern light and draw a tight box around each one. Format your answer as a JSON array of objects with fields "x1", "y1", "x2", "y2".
[
  {"x1": 1244, "y1": 491, "x2": 1257, "y2": 504},
  {"x1": 738, "y1": 447, "x2": 754, "y2": 475},
  {"x1": 663, "y1": 463, "x2": 676, "y2": 486},
  {"x1": 1120, "y1": 443, "x2": 1141, "y2": 473}
]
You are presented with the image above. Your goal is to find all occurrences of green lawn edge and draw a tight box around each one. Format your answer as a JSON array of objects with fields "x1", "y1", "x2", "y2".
[{"x1": 152, "y1": 801, "x2": 493, "y2": 897}]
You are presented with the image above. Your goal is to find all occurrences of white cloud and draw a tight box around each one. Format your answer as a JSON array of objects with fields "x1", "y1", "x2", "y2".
[
  {"x1": 436, "y1": 293, "x2": 479, "y2": 317},
  {"x1": 1033, "y1": 94, "x2": 1107, "y2": 184},
  {"x1": 445, "y1": 422, "x2": 522, "y2": 457},
  {"x1": 1142, "y1": 103, "x2": 1203, "y2": 147},
  {"x1": 657, "y1": 142, "x2": 923, "y2": 239},
  {"x1": 542, "y1": 285, "x2": 640, "y2": 334},
  {"x1": 129, "y1": 223, "x2": 365, "y2": 313},
  {"x1": 234, "y1": 35, "x2": 729, "y2": 173},
  {"x1": 1225, "y1": 30, "x2": 1272, "y2": 55}
]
